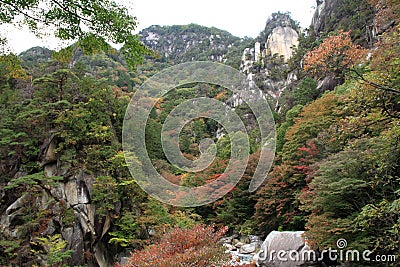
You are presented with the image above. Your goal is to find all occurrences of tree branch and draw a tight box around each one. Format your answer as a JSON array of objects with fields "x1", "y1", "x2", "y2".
[
  {"x1": 0, "y1": 0, "x2": 48, "y2": 24},
  {"x1": 49, "y1": 0, "x2": 94, "y2": 24},
  {"x1": 350, "y1": 68, "x2": 400, "y2": 95}
]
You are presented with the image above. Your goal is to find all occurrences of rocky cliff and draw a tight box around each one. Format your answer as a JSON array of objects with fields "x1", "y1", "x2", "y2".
[
  {"x1": 239, "y1": 13, "x2": 300, "y2": 106},
  {"x1": 311, "y1": 0, "x2": 375, "y2": 44},
  {"x1": 265, "y1": 26, "x2": 299, "y2": 62},
  {"x1": 311, "y1": 0, "x2": 336, "y2": 34},
  {"x1": 0, "y1": 47, "x2": 145, "y2": 267},
  {"x1": 1, "y1": 136, "x2": 114, "y2": 266}
]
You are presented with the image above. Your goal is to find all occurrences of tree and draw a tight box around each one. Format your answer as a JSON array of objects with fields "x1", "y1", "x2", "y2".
[
  {"x1": 281, "y1": 93, "x2": 343, "y2": 162},
  {"x1": 293, "y1": 78, "x2": 319, "y2": 106},
  {"x1": 300, "y1": 131, "x2": 400, "y2": 255},
  {"x1": 30, "y1": 234, "x2": 73, "y2": 267},
  {"x1": 0, "y1": 0, "x2": 148, "y2": 67},
  {"x1": 303, "y1": 30, "x2": 366, "y2": 83},
  {"x1": 34, "y1": 69, "x2": 76, "y2": 101},
  {"x1": 214, "y1": 152, "x2": 260, "y2": 234},
  {"x1": 349, "y1": 18, "x2": 400, "y2": 118},
  {"x1": 254, "y1": 163, "x2": 302, "y2": 233},
  {"x1": 117, "y1": 224, "x2": 229, "y2": 267},
  {"x1": 275, "y1": 104, "x2": 303, "y2": 153}
]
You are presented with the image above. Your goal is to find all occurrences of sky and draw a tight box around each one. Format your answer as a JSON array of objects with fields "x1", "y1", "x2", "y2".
[{"x1": 1, "y1": 0, "x2": 316, "y2": 54}]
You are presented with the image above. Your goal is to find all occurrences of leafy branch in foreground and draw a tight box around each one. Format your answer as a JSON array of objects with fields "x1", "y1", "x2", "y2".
[{"x1": 0, "y1": 0, "x2": 150, "y2": 68}]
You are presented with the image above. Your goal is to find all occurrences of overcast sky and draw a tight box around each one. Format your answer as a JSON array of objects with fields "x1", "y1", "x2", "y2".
[{"x1": 1, "y1": 0, "x2": 316, "y2": 54}]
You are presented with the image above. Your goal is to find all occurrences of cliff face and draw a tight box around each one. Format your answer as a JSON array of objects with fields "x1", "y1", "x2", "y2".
[
  {"x1": 311, "y1": 0, "x2": 337, "y2": 33},
  {"x1": 265, "y1": 26, "x2": 299, "y2": 62},
  {"x1": 1, "y1": 137, "x2": 114, "y2": 266},
  {"x1": 239, "y1": 13, "x2": 300, "y2": 106},
  {"x1": 311, "y1": 0, "x2": 375, "y2": 44}
]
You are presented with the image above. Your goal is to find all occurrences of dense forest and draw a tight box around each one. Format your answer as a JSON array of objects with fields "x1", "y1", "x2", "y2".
[{"x1": 0, "y1": 0, "x2": 399, "y2": 266}]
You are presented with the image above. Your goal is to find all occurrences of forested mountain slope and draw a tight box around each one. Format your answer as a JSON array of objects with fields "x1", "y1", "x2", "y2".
[{"x1": 0, "y1": 0, "x2": 399, "y2": 266}]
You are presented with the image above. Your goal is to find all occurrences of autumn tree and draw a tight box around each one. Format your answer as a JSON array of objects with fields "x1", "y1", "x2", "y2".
[
  {"x1": 213, "y1": 152, "x2": 261, "y2": 234},
  {"x1": 303, "y1": 30, "x2": 366, "y2": 83},
  {"x1": 117, "y1": 224, "x2": 230, "y2": 267}
]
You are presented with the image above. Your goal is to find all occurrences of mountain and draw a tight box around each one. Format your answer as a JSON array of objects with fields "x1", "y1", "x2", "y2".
[
  {"x1": 2, "y1": 0, "x2": 398, "y2": 266},
  {"x1": 18, "y1": 47, "x2": 53, "y2": 70},
  {"x1": 139, "y1": 24, "x2": 246, "y2": 65},
  {"x1": 138, "y1": 13, "x2": 301, "y2": 109},
  {"x1": 19, "y1": 46, "x2": 147, "y2": 93},
  {"x1": 0, "y1": 14, "x2": 302, "y2": 266}
]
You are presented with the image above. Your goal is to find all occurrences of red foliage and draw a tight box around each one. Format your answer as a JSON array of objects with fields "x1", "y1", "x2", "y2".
[
  {"x1": 294, "y1": 141, "x2": 320, "y2": 175},
  {"x1": 116, "y1": 224, "x2": 229, "y2": 267}
]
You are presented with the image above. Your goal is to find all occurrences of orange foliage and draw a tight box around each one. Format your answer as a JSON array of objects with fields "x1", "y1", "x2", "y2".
[
  {"x1": 303, "y1": 30, "x2": 366, "y2": 78},
  {"x1": 214, "y1": 91, "x2": 226, "y2": 100},
  {"x1": 284, "y1": 93, "x2": 341, "y2": 145},
  {"x1": 254, "y1": 163, "x2": 295, "y2": 231},
  {"x1": 116, "y1": 224, "x2": 229, "y2": 267}
]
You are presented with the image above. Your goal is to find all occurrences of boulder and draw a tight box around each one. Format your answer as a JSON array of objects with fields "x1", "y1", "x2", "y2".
[
  {"x1": 254, "y1": 231, "x2": 315, "y2": 267},
  {"x1": 234, "y1": 241, "x2": 245, "y2": 248},
  {"x1": 239, "y1": 243, "x2": 257, "y2": 254},
  {"x1": 249, "y1": 235, "x2": 262, "y2": 244},
  {"x1": 220, "y1": 234, "x2": 238, "y2": 244}
]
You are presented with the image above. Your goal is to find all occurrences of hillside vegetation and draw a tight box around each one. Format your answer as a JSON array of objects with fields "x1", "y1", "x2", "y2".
[{"x1": 0, "y1": 0, "x2": 399, "y2": 266}]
